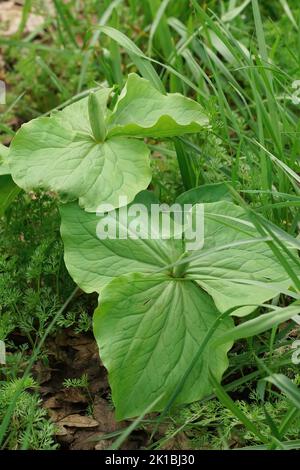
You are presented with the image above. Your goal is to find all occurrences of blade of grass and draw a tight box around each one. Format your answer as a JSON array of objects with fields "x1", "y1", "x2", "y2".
[
  {"x1": 109, "y1": 394, "x2": 163, "y2": 450},
  {"x1": 265, "y1": 374, "x2": 300, "y2": 411},
  {"x1": 52, "y1": 0, "x2": 78, "y2": 47},
  {"x1": 147, "y1": 0, "x2": 173, "y2": 58},
  {"x1": 77, "y1": 0, "x2": 123, "y2": 93},
  {"x1": 214, "y1": 302, "x2": 300, "y2": 347},
  {"x1": 17, "y1": 0, "x2": 33, "y2": 37},
  {"x1": 99, "y1": 26, "x2": 165, "y2": 93}
]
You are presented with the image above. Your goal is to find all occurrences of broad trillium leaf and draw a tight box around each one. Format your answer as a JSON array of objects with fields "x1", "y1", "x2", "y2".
[
  {"x1": 176, "y1": 182, "x2": 233, "y2": 205},
  {"x1": 8, "y1": 74, "x2": 210, "y2": 212},
  {"x1": 108, "y1": 73, "x2": 210, "y2": 138},
  {"x1": 60, "y1": 192, "x2": 183, "y2": 292},
  {"x1": 93, "y1": 272, "x2": 233, "y2": 420},
  {"x1": 185, "y1": 201, "x2": 299, "y2": 316}
]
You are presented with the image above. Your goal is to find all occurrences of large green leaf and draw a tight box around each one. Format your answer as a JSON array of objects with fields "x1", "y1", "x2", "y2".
[
  {"x1": 108, "y1": 73, "x2": 210, "y2": 138},
  {"x1": 9, "y1": 74, "x2": 210, "y2": 212},
  {"x1": 176, "y1": 182, "x2": 232, "y2": 205},
  {"x1": 93, "y1": 272, "x2": 233, "y2": 420},
  {"x1": 60, "y1": 192, "x2": 182, "y2": 292},
  {"x1": 185, "y1": 201, "x2": 298, "y2": 316}
]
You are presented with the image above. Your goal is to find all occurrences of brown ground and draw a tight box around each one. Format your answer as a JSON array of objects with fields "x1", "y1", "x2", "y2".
[{"x1": 32, "y1": 329, "x2": 147, "y2": 450}]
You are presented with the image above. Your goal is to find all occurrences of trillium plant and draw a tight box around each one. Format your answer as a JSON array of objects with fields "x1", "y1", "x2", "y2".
[
  {"x1": 3, "y1": 74, "x2": 298, "y2": 419},
  {"x1": 8, "y1": 73, "x2": 209, "y2": 212}
]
